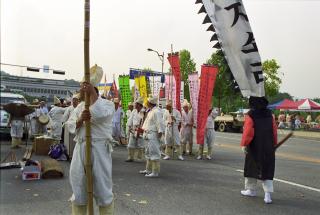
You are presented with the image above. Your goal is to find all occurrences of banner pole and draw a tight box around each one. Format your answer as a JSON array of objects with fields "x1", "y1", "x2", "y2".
[{"x1": 84, "y1": 0, "x2": 94, "y2": 214}]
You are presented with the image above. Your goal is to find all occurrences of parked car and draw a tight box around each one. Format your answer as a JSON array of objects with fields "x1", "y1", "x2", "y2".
[{"x1": 0, "y1": 92, "x2": 27, "y2": 135}]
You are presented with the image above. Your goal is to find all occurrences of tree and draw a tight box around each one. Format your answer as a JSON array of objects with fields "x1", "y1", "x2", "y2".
[
  {"x1": 206, "y1": 51, "x2": 283, "y2": 113},
  {"x1": 262, "y1": 59, "x2": 282, "y2": 99},
  {"x1": 206, "y1": 50, "x2": 243, "y2": 112},
  {"x1": 268, "y1": 92, "x2": 293, "y2": 104},
  {"x1": 179, "y1": 49, "x2": 196, "y2": 101}
]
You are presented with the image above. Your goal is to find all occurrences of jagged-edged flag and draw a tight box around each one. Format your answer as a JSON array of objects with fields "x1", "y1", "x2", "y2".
[{"x1": 196, "y1": 0, "x2": 265, "y2": 97}]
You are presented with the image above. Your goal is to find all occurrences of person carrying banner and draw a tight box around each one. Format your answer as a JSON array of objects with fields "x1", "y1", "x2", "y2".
[
  {"x1": 139, "y1": 96, "x2": 164, "y2": 177},
  {"x1": 48, "y1": 96, "x2": 66, "y2": 142},
  {"x1": 196, "y1": 106, "x2": 216, "y2": 160},
  {"x1": 126, "y1": 97, "x2": 145, "y2": 162},
  {"x1": 180, "y1": 100, "x2": 193, "y2": 155},
  {"x1": 67, "y1": 81, "x2": 115, "y2": 214},
  {"x1": 240, "y1": 96, "x2": 278, "y2": 204},
  {"x1": 163, "y1": 100, "x2": 184, "y2": 161},
  {"x1": 112, "y1": 98, "x2": 125, "y2": 145}
]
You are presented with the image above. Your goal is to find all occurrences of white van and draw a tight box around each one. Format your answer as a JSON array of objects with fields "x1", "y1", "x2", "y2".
[{"x1": 0, "y1": 92, "x2": 26, "y2": 134}]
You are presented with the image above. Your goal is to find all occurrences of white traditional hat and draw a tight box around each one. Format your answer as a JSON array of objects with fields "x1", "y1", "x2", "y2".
[
  {"x1": 166, "y1": 100, "x2": 173, "y2": 106},
  {"x1": 182, "y1": 99, "x2": 189, "y2": 108},
  {"x1": 81, "y1": 64, "x2": 103, "y2": 86},
  {"x1": 128, "y1": 102, "x2": 133, "y2": 106},
  {"x1": 113, "y1": 98, "x2": 120, "y2": 103},
  {"x1": 147, "y1": 96, "x2": 157, "y2": 105},
  {"x1": 72, "y1": 93, "x2": 80, "y2": 99},
  {"x1": 53, "y1": 96, "x2": 60, "y2": 105},
  {"x1": 135, "y1": 97, "x2": 144, "y2": 105},
  {"x1": 32, "y1": 99, "x2": 39, "y2": 105}
]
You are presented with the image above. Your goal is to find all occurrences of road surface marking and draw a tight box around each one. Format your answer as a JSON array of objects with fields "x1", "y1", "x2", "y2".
[{"x1": 235, "y1": 169, "x2": 320, "y2": 193}]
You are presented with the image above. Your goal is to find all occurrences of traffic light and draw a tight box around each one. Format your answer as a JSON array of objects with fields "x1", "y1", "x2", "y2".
[
  {"x1": 53, "y1": 70, "x2": 65, "y2": 75},
  {"x1": 27, "y1": 67, "x2": 40, "y2": 72}
]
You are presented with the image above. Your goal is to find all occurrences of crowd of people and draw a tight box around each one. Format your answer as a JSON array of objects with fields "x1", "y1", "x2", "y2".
[
  {"x1": 7, "y1": 81, "x2": 283, "y2": 214},
  {"x1": 277, "y1": 112, "x2": 319, "y2": 130}
]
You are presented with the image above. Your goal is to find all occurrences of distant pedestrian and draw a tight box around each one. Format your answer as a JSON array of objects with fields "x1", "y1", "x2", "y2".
[{"x1": 240, "y1": 96, "x2": 278, "y2": 204}]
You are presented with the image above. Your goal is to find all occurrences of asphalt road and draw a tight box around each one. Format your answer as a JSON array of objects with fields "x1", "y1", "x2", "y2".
[{"x1": 0, "y1": 132, "x2": 319, "y2": 215}]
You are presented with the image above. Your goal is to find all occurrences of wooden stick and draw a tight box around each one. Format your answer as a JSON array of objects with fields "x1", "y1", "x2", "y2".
[
  {"x1": 275, "y1": 132, "x2": 293, "y2": 150},
  {"x1": 84, "y1": 0, "x2": 94, "y2": 214}
]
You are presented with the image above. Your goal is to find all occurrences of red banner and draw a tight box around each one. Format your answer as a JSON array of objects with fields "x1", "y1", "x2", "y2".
[
  {"x1": 167, "y1": 53, "x2": 181, "y2": 112},
  {"x1": 197, "y1": 65, "x2": 218, "y2": 145}
]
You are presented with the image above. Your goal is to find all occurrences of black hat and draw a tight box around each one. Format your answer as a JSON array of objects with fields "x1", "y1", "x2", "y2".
[{"x1": 249, "y1": 96, "x2": 269, "y2": 110}]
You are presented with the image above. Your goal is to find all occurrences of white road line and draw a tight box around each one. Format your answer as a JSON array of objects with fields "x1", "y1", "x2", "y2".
[{"x1": 235, "y1": 169, "x2": 320, "y2": 193}]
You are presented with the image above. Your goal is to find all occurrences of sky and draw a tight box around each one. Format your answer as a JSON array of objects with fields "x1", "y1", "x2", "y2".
[{"x1": 1, "y1": 0, "x2": 320, "y2": 99}]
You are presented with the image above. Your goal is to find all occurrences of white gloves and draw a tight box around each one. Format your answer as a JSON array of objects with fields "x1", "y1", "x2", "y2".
[{"x1": 241, "y1": 146, "x2": 248, "y2": 154}]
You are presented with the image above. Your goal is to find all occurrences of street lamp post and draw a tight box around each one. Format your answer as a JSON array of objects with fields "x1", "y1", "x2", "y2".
[{"x1": 147, "y1": 48, "x2": 164, "y2": 74}]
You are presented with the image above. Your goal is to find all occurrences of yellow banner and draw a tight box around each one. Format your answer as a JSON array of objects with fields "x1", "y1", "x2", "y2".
[{"x1": 135, "y1": 76, "x2": 148, "y2": 104}]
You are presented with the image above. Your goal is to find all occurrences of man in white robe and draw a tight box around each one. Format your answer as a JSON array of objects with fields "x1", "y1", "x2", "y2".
[
  {"x1": 67, "y1": 81, "x2": 115, "y2": 214},
  {"x1": 8, "y1": 112, "x2": 24, "y2": 149},
  {"x1": 163, "y1": 100, "x2": 184, "y2": 161},
  {"x1": 126, "y1": 98, "x2": 145, "y2": 162},
  {"x1": 112, "y1": 98, "x2": 124, "y2": 145},
  {"x1": 125, "y1": 102, "x2": 134, "y2": 140},
  {"x1": 180, "y1": 100, "x2": 193, "y2": 155},
  {"x1": 197, "y1": 107, "x2": 217, "y2": 160},
  {"x1": 48, "y1": 96, "x2": 66, "y2": 142},
  {"x1": 38, "y1": 101, "x2": 49, "y2": 134},
  {"x1": 62, "y1": 94, "x2": 79, "y2": 158},
  {"x1": 139, "y1": 96, "x2": 164, "y2": 177},
  {"x1": 29, "y1": 99, "x2": 40, "y2": 137}
]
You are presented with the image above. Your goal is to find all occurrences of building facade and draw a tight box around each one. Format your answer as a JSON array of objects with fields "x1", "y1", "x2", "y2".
[{"x1": 0, "y1": 74, "x2": 80, "y2": 100}]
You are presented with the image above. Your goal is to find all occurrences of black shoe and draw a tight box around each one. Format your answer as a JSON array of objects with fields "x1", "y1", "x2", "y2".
[
  {"x1": 125, "y1": 159, "x2": 134, "y2": 162},
  {"x1": 182, "y1": 151, "x2": 186, "y2": 156}
]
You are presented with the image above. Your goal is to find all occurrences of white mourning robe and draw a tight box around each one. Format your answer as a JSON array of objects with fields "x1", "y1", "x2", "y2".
[
  {"x1": 48, "y1": 106, "x2": 66, "y2": 141},
  {"x1": 163, "y1": 109, "x2": 181, "y2": 146},
  {"x1": 142, "y1": 106, "x2": 164, "y2": 160},
  {"x1": 112, "y1": 107, "x2": 124, "y2": 140},
  {"x1": 180, "y1": 109, "x2": 193, "y2": 144},
  {"x1": 127, "y1": 109, "x2": 144, "y2": 149},
  {"x1": 67, "y1": 97, "x2": 115, "y2": 206}
]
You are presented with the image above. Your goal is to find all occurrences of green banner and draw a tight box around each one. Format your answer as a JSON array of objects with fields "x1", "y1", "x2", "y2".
[{"x1": 118, "y1": 75, "x2": 132, "y2": 135}]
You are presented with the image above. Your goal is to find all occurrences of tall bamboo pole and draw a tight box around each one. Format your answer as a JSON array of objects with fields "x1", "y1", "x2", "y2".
[{"x1": 84, "y1": 0, "x2": 94, "y2": 214}]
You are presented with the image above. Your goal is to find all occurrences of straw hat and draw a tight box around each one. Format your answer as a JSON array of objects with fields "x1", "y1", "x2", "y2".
[
  {"x1": 147, "y1": 96, "x2": 157, "y2": 105},
  {"x1": 81, "y1": 64, "x2": 103, "y2": 86},
  {"x1": 166, "y1": 100, "x2": 172, "y2": 106},
  {"x1": 182, "y1": 99, "x2": 189, "y2": 108},
  {"x1": 135, "y1": 97, "x2": 144, "y2": 105},
  {"x1": 53, "y1": 96, "x2": 60, "y2": 105},
  {"x1": 32, "y1": 99, "x2": 39, "y2": 105},
  {"x1": 72, "y1": 93, "x2": 80, "y2": 99}
]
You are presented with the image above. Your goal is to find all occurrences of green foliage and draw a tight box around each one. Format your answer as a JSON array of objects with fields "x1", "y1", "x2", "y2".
[
  {"x1": 206, "y1": 52, "x2": 283, "y2": 113},
  {"x1": 262, "y1": 59, "x2": 282, "y2": 99},
  {"x1": 179, "y1": 49, "x2": 196, "y2": 101},
  {"x1": 206, "y1": 50, "x2": 242, "y2": 112},
  {"x1": 268, "y1": 92, "x2": 293, "y2": 104}
]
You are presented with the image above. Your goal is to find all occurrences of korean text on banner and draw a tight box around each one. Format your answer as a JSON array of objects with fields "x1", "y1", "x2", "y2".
[
  {"x1": 188, "y1": 73, "x2": 199, "y2": 126},
  {"x1": 201, "y1": 0, "x2": 265, "y2": 97}
]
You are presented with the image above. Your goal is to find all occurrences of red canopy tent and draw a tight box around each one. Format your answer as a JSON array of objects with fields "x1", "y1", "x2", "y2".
[
  {"x1": 275, "y1": 99, "x2": 297, "y2": 110},
  {"x1": 296, "y1": 99, "x2": 320, "y2": 111}
]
